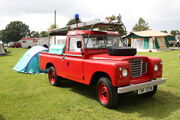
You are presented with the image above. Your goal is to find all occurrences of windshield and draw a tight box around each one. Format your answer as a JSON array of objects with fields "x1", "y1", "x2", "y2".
[{"x1": 84, "y1": 35, "x2": 123, "y2": 49}]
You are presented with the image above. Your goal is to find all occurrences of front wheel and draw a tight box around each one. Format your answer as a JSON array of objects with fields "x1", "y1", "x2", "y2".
[
  {"x1": 97, "y1": 77, "x2": 119, "y2": 109},
  {"x1": 48, "y1": 66, "x2": 61, "y2": 86}
]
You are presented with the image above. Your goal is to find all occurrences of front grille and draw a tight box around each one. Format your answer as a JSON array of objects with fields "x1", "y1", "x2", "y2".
[{"x1": 130, "y1": 58, "x2": 147, "y2": 78}]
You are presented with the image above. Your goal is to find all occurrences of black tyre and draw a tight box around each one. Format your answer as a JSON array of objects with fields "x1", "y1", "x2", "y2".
[
  {"x1": 48, "y1": 66, "x2": 61, "y2": 86},
  {"x1": 139, "y1": 85, "x2": 157, "y2": 97},
  {"x1": 97, "y1": 77, "x2": 119, "y2": 109}
]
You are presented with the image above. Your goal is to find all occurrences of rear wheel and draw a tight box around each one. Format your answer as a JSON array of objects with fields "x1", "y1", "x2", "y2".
[
  {"x1": 43, "y1": 44, "x2": 48, "y2": 48},
  {"x1": 97, "y1": 77, "x2": 119, "y2": 109},
  {"x1": 48, "y1": 66, "x2": 61, "y2": 86}
]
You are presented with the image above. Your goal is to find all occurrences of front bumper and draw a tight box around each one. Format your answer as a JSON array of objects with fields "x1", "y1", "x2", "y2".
[{"x1": 117, "y1": 78, "x2": 166, "y2": 94}]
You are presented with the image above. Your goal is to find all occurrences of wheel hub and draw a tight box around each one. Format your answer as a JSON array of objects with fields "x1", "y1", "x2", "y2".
[
  {"x1": 98, "y1": 84, "x2": 109, "y2": 104},
  {"x1": 52, "y1": 74, "x2": 55, "y2": 79},
  {"x1": 102, "y1": 91, "x2": 107, "y2": 97},
  {"x1": 49, "y1": 70, "x2": 55, "y2": 84}
]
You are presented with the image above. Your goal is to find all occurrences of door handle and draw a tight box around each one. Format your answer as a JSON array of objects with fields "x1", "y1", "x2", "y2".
[
  {"x1": 62, "y1": 57, "x2": 66, "y2": 61},
  {"x1": 67, "y1": 62, "x2": 70, "y2": 66}
]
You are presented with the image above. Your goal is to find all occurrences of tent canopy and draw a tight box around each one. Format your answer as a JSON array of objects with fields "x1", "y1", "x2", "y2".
[
  {"x1": 125, "y1": 30, "x2": 172, "y2": 51},
  {"x1": 132, "y1": 30, "x2": 172, "y2": 37},
  {"x1": 13, "y1": 46, "x2": 48, "y2": 74}
]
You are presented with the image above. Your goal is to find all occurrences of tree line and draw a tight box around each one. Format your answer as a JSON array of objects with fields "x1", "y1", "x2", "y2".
[
  {"x1": 0, "y1": 21, "x2": 53, "y2": 43},
  {"x1": 106, "y1": 15, "x2": 180, "y2": 36},
  {"x1": 0, "y1": 16, "x2": 179, "y2": 43}
]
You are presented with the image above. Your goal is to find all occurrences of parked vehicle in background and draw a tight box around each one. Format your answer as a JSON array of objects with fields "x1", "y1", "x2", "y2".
[
  {"x1": 8, "y1": 41, "x2": 21, "y2": 48},
  {"x1": 175, "y1": 41, "x2": 180, "y2": 47},
  {"x1": 175, "y1": 35, "x2": 180, "y2": 47},
  {"x1": 20, "y1": 37, "x2": 49, "y2": 48},
  {"x1": 3, "y1": 43, "x2": 8, "y2": 47},
  {"x1": 20, "y1": 38, "x2": 38, "y2": 48},
  {"x1": 38, "y1": 37, "x2": 49, "y2": 48},
  {"x1": 169, "y1": 40, "x2": 175, "y2": 47},
  {"x1": 8, "y1": 42, "x2": 14, "y2": 47},
  {"x1": 12, "y1": 42, "x2": 21, "y2": 48}
]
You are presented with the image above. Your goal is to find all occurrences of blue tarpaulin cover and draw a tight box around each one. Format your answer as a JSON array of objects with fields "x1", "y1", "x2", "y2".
[{"x1": 13, "y1": 46, "x2": 48, "y2": 74}]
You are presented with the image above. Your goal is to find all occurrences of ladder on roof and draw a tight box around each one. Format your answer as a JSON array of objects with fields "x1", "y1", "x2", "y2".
[{"x1": 49, "y1": 19, "x2": 124, "y2": 36}]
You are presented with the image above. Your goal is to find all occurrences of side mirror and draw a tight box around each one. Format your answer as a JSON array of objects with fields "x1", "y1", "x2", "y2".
[{"x1": 77, "y1": 41, "x2": 82, "y2": 48}]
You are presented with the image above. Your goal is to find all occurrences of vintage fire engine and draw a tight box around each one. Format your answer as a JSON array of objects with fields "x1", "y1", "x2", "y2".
[{"x1": 40, "y1": 15, "x2": 166, "y2": 108}]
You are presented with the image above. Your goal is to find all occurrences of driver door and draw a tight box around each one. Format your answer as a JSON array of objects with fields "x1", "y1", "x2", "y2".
[{"x1": 62, "y1": 36, "x2": 84, "y2": 81}]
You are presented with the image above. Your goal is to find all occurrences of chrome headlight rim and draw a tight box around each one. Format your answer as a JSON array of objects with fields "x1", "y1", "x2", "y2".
[{"x1": 122, "y1": 68, "x2": 128, "y2": 77}]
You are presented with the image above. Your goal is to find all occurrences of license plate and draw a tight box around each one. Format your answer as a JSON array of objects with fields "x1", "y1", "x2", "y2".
[{"x1": 138, "y1": 86, "x2": 154, "y2": 94}]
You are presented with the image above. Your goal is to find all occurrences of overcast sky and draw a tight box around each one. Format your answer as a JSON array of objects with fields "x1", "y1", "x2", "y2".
[{"x1": 0, "y1": 0, "x2": 180, "y2": 32}]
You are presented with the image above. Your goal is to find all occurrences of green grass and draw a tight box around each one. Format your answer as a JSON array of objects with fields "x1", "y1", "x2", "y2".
[{"x1": 0, "y1": 48, "x2": 180, "y2": 120}]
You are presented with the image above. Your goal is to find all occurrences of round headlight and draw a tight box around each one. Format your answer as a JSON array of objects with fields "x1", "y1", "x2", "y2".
[
  {"x1": 122, "y1": 69, "x2": 128, "y2": 77},
  {"x1": 154, "y1": 64, "x2": 158, "y2": 71}
]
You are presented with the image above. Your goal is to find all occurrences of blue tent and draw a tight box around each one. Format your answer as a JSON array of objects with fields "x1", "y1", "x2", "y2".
[{"x1": 13, "y1": 46, "x2": 48, "y2": 74}]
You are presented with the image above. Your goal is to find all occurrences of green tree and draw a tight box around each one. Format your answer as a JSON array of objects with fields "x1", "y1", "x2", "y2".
[
  {"x1": 132, "y1": 17, "x2": 149, "y2": 31},
  {"x1": 30, "y1": 31, "x2": 39, "y2": 38},
  {"x1": 105, "y1": 15, "x2": 127, "y2": 36},
  {"x1": 66, "y1": 18, "x2": 82, "y2": 26},
  {"x1": 40, "y1": 31, "x2": 48, "y2": 37},
  {"x1": 0, "y1": 30, "x2": 8, "y2": 43},
  {"x1": 105, "y1": 15, "x2": 116, "y2": 21},
  {"x1": 4, "y1": 21, "x2": 30, "y2": 42},
  {"x1": 170, "y1": 30, "x2": 180, "y2": 36},
  {"x1": 117, "y1": 26, "x2": 127, "y2": 36},
  {"x1": 161, "y1": 30, "x2": 168, "y2": 33},
  {"x1": 48, "y1": 24, "x2": 58, "y2": 31}
]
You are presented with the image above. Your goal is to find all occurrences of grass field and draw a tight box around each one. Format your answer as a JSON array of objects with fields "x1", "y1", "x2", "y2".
[{"x1": 0, "y1": 48, "x2": 180, "y2": 120}]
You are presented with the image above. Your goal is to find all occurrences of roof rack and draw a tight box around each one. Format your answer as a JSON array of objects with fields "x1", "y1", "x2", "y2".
[{"x1": 49, "y1": 19, "x2": 123, "y2": 36}]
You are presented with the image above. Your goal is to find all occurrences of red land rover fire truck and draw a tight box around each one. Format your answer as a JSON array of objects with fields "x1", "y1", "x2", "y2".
[{"x1": 40, "y1": 16, "x2": 166, "y2": 108}]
